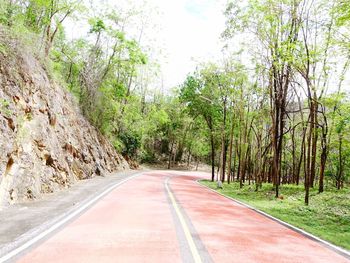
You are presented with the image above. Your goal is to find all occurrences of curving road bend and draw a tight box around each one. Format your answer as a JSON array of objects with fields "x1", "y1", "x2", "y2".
[{"x1": 9, "y1": 171, "x2": 350, "y2": 263}]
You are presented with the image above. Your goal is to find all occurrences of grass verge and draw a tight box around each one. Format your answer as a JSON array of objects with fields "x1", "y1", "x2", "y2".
[{"x1": 200, "y1": 180, "x2": 350, "y2": 251}]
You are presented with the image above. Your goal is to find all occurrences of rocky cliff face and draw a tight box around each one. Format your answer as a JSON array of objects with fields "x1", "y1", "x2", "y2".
[{"x1": 0, "y1": 29, "x2": 129, "y2": 207}]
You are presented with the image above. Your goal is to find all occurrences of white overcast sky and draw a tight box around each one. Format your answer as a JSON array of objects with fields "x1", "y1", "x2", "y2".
[
  {"x1": 149, "y1": 0, "x2": 227, "y2": 89},
  {"x1": 65, "y1": 0, "x2": 227, "y2": 90}
]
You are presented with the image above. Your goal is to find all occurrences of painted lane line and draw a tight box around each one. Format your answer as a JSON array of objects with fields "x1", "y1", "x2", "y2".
[
  {"x1": 196, "y1": 180, "x2": 350, "y2": 260},
  {"x1": 0, "y1": 172, "x2": 143, "y2": 263},
  {"x1": 165, "y1": 177, "x2": 202, "y2": 263}
]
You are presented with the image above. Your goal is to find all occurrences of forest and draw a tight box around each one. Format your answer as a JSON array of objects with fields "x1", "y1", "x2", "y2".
[{"x1": 0, "y1": 0, "x2": 349, "y2": 209}]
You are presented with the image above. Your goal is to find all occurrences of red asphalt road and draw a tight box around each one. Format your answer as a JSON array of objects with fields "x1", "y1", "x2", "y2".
[{"x1": 17, "y1": 171, "x2": 349, "y2": 263}]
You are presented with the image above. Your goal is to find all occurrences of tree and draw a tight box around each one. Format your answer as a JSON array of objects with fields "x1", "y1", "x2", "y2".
[{"x1": 180, "y1": 71, "x2": 221, "y2": 181}]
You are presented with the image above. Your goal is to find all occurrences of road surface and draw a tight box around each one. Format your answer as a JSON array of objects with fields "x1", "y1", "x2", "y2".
[{"x1": 6, "y1": 171, "x2": 350, "y2": 262}]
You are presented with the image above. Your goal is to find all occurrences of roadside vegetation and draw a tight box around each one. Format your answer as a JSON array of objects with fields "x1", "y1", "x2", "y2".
[{"x1": 201, "y1": 180, "x2": 350, "y2": 250}]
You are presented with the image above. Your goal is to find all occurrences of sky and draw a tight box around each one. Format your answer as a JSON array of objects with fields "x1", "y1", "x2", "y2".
[
  {"x1": 148, "y1": 0, "x2": 227, "y2": 90},
  {"x1": 65, "y1": 0, "x2": 227, "y2": 91}
]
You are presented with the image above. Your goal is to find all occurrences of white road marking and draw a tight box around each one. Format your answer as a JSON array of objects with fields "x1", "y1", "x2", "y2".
[
  {"x1": 197, "y1": 180, "x2": 350, "y2": 259},
  {"x1": 0, "y1": 172, "x2": 143, "y2": 263}
]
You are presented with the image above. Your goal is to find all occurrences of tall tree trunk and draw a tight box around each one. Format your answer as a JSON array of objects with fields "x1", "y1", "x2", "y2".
[
  {"x1": 227, "y1": 113, "x2": 235, "y2": 184},
  {"x1": 296, "y1": 124, "x2": 307, "y2": 186},
  {"x1": 237, "y1": 147, "x2": 242, "y2": 187},
  {"x1": 220, "y1": 98, "x2": 227, "y2": 182},
  {"x1": 305, "y1": 113, "x2": 313, "y2": 205},
  {"x1": 319, "y1": 144, "x2": 327, "y2": 193},
  {"x1": 187, "y1": 147, "x2": 192, "y2": 168},
  {"x1": 210, "y1": 132, "x2": 215, "y2": 182},
  {"x1": 310, "y1": 95, "x2": 318, "y2": 188},
  {"x1": 319, "y1": 109, "x2": 328, "y2": 193},
  {"x1": 337, "y1": 133, "x2": 343, "y2": 190},
  {"x1": 168, "y1": 141, "x2": 174, "y2": 170},
  {"x1": 232, "y1": 139, "x2": 237, "y2": 183},
  {"x1": 291, "y1": 114, "x2": 296, "y2": 184}
]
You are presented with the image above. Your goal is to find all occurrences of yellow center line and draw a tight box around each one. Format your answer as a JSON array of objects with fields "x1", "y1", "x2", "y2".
[{"x1": 165, "y1": 177, "x2": 202, "y2": 263}]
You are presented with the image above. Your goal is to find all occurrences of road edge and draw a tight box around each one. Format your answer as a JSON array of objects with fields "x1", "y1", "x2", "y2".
[
  {"x1": 196, "y1": 179, "x2": 350, "y2": 260},
  {"x1": 0, "y1": 171, "x2": 144, "y2": 263}
]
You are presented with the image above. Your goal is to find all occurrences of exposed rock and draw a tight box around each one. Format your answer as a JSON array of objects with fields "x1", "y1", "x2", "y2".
[
  {"x1": 48, "y1": 111, "x2": 56, "y2": 126},
  {"x1": 123, "y1": 154, "x2": 139, "y2": 170},
  {"x1": 0, "y1": 27, "x2": 129, "y2": 207},
  {"x1": 3, "y1": 116, "x2": 15, "y2": 131}
]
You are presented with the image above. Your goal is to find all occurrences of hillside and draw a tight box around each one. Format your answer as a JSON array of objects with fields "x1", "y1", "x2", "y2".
[{"x1": 0, "y1": 28, "x2": 129, "y2": 207}]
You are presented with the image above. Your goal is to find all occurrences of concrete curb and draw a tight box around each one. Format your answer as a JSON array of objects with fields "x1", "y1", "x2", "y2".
[{"x1": 196, "y1": 180, "x2": 350, "y2": 260}]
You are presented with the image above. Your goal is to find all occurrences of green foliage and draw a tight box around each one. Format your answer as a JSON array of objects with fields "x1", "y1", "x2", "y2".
[
  {"x1": 334, "y1": 0, "x2": 350, "y2": 26},
  {"x1": 89, "y1": 18, "x2": 106, "y2": 33},
  {"x1": 119, "y1": 132, "x2": 141, "y2": 157},
  {"x1": 0, "y1": 98, "x2": 11, "y2": 117}
]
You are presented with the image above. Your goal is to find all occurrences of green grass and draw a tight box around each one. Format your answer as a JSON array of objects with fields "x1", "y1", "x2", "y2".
[{"x1": 200, "y1": 180, "x2": 350, "y2": 251}]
